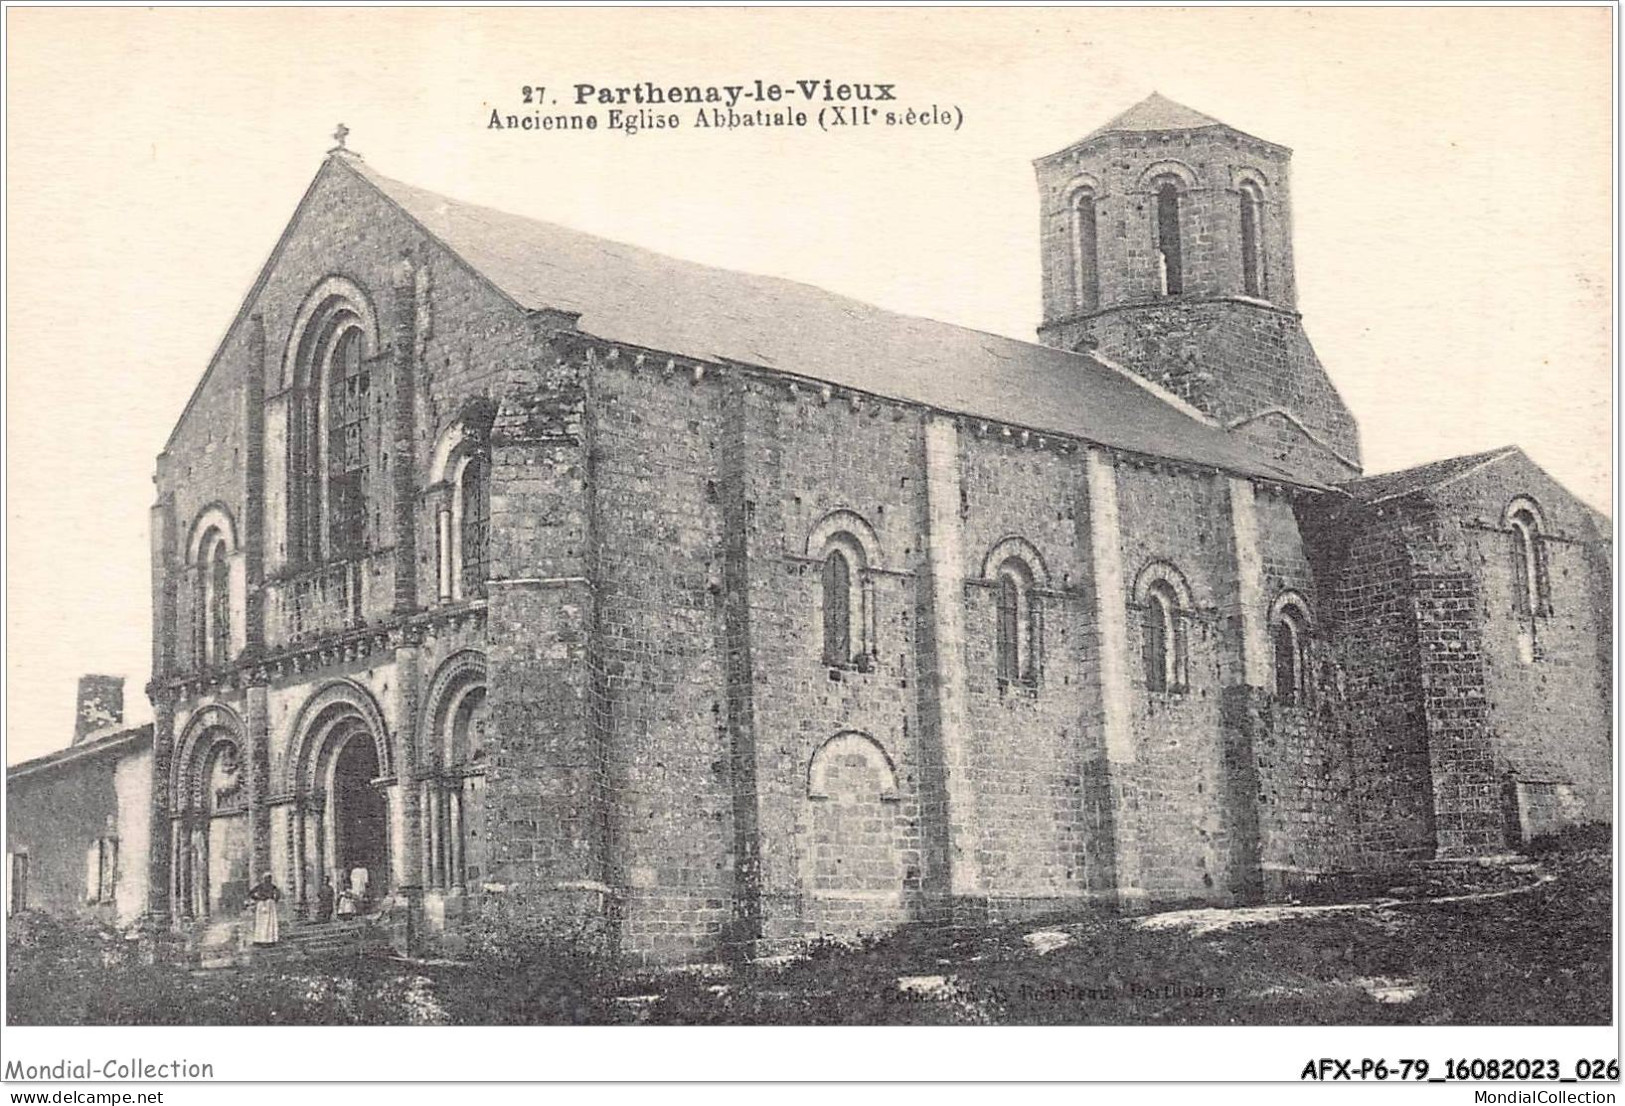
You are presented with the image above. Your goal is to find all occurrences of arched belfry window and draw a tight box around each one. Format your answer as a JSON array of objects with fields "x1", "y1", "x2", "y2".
[
  {"x1": 1071, "y1": 187, "x2": 1101, "y2": 312},
  {"x1": 1134, "y1": 563, "x2": 1192, "y2": 694},
  {"x1": 284, "y1": 282, "x2": 380, "y2": 569},
  {"x1": 1270, "y1": 593, "x2": 1312, "y2": 706},
  {"x1": 807, "y1": 510, "x2": 881, "y2": 672},
  {"x1": 1239, "y1": 180, "x2": 1265, "y2": 298},
  {"x1": 1153, "y1": 177, "x2": 1184, "y2": 296},
  {"x1": 1505, "y1": 499, "x2": 1550, "y2": 619}
]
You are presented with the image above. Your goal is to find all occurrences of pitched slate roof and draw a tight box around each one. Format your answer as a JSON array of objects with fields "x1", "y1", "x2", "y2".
[
  {"x1": 340, "y1": 157, "x2": 1327, "y2": 489},
  {"x1": 6, "y1": 723, "x2": 153, "y2": 780},
  {"x1": 1337, "y1": 446, "x2": 1519, "y2": 504}
]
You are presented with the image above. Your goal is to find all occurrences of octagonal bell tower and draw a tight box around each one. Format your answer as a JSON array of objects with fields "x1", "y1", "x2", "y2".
[{"x1": 1035, "y1": 93, "x2": 1361, "y2": 481}]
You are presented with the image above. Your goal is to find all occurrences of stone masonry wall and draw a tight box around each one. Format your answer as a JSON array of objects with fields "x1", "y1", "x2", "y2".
[
  {"x1": 1250, "y1": 490, "x2": 1354, "y2": 881},
  {"x1": 736, "y1": 385, "x2": 930, "y2": 944},
  {"x1": 1112, "y1": 462, "x2": 1245, "y2": 902},
  {"x1": 1061, "y1": 304, "x2": 1361, "y2": 474},
  {"x1": 7, "y1": 738, "x2": 150, "y2": 924},
  {"x1": 1306, "y1": 500, "x2": 1438, "y2": 866},
  {"x1": 957, "y1": 432, "x2": 1101, "y2": 916},
  {"x1": 586, "y1": 354, "x2": 739, "y2": 962},
  {"x1": 1430, "y1": 458, "x2": 1613, "y2": 833}
]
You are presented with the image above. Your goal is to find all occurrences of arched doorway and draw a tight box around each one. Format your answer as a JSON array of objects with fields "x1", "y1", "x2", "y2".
[
  {"x1": 330, "y1": 730, "x2": 388, "y2": 908},
  {"x1": 288, "y1": 681, "x2": 395, "y2": 918}
]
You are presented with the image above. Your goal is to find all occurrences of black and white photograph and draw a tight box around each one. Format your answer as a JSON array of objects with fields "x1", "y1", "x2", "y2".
[{"x1": 2, "y1": 2, "x2": 1616, "y2": 1090}]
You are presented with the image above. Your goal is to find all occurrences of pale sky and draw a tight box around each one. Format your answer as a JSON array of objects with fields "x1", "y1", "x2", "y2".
[{"x1": 5, "y1": 7, "x2": 1613, "y2": 764}]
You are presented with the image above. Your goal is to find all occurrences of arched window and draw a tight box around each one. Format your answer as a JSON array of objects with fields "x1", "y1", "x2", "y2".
[
  {"x1": 808, "y1": 512, "x2": 879, "y2": 671},
  {"x1": 1142, "y1": 583, "x2": 1175, "y2": 691},
  {"x1": 1134, "y1": 565, "x2": 1191, "y2": 695},
  {"x1": 1507, "y1": 503, "x2": 1549, "y2": 618},
  {"x1": 1271, "y1": 596, "x2": 1311, "y2": 705},
  {"x1": 429, "y1": 405, "x2": 499, "y2": 605},
  {"x1": 994, "y1": 558, "x2": 1040, "y2": 687},
  {"x1": 189, "y1": 515, "x2": 236, "y2": 669},
  {"x1": 1239, "y1": 180, "x2": 1265, "y2": 297},
  {"x1": 326, "y1": 326, "x2": 369, "y2": 560},
  {"x1": 459, "y1": 453, "x2": 490, "y2": 600},
  {"x1": 1072, "y1": 187, "x2": 1100, "y2": 312},
  {"x1": 207, "y1": 538, "x2": 231, "y2": 666},
  {"x1": 822, "y1": 549, "x2": 853, "y2": 667},
  {"x1": 286, "y1": 285, "x2": 378, "y2": 568},
  {"x1": 1153, "y1": 177, "x2": 1184, "y2": 296}
]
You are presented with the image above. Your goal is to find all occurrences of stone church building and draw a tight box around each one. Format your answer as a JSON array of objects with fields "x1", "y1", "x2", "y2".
[{"x1": 121, "y1": 94, "x2": 1611, "y2": 963}]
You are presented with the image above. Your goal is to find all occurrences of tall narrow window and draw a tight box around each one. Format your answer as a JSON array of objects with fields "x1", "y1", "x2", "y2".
[
  {"x1": 460, "y1": 454, "x2": 491, "y2": 599},
  {"x1": 993, "y1": 558, "x2": 1040, "y2": 687},
  {"x1": 85, "y1": 836, "x2": 117, "y2": 905},
  {"x1": 822, "y1": 550, "x2": 852, "y2": 667},
  {"x1": 1273, "y1": 613, "x2": 1305, "y2": 704},
  {"x1": 996, "y1": 574, "x2": 1021, "y2": 683},
  {"x1": 1509, "y1": 507, "x2": 1548, "y2": 617},
  {"x1": 1154, "y1": 179, "x2": 1184, "y2": 296},
  {"x1": 1143, "y1": 588, "x2": 1171, "y2": 692},
  {"x1": 1073, "y1": 189, "x2": 1100, "y2": 312},
  {"x1": 1239, "y1": 181, "x2": 1265, "y2": 297},
  {"x1": 327, "y1": 326, "x2": 369, "y2": 560},
  {"x1": 7, "y1": 852, "x2": 27, "y2": 915},
  {"x1": 288, "y1": 330, "x2": 322, "y2": 567},
  {"x1": 208, "y1": 539, "x2": 231, "y2": 665},
  {"x1": 1140, "y1": 579, "x2": 1187, "y2": 693}
]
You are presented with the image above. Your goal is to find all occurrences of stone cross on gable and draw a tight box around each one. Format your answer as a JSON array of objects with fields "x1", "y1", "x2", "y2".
[{"x1": 332, "y1": 123, "x2": 350, "y2": 149}]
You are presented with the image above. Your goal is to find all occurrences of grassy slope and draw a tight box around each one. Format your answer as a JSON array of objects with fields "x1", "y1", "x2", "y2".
[{"x1": 7, "y1": 827, "x2": 1611, "y2": 1026}]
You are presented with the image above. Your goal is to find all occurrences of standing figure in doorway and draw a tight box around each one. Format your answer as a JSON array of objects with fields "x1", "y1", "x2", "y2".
[
  {"x1": 246, "y1": 872, "x2": 282, "y2": 946},
  {"x1": 350, "y1": 865, "x2": 370, "y2": 912}
]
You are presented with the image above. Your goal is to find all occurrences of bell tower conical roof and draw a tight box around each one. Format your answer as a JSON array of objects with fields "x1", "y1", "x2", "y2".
[{"x1": 1082, "y1": 92, "x2": 1225, "y2": 139}]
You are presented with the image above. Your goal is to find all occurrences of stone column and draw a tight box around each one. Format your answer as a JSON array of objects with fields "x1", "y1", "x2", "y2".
[
  {"x1": 147, "y1": 494, "x2": 178, "y2": 921},
  {"x1": 396, "y1": 642, "x2": 424, "y2": 896},
  {"x1": 243, "y1": 313, "x2": 267, "y2": 653},
  {"x1": 292, "y1": 796, "x2": 309, "y2": 913},
  {"x1": 435, "y1": 498, "x2": 454, "y2": 601},
  {"x1": 427, "y1": 782, "x2": 443, "y2": 888},
  {"x1": 390, "y1": 259, "x2": 420, "y2": 616},
  {"x1": 245, "y1": 683, "x2": 272, "y2": 879}
]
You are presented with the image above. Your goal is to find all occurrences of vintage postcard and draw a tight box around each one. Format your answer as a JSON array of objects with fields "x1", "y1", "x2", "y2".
[{"x1": 2, "y1": 3, "x2": 1615, "y2": 1090}]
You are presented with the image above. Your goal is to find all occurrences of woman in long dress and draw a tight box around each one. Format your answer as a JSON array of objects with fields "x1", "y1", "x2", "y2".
[{"x1": 247, "y1": 872, "x2": 281, "y2": 945}]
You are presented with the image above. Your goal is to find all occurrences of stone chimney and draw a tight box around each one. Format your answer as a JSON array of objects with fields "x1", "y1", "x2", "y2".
[{"x1": 73, "y1": 674, "x2": 125, "y2": 744}]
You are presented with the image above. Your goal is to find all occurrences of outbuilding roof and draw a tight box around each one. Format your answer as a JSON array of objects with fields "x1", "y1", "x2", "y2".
[{"x1": 1338, "y1": 446, "x2": 1520, "y2": 504}]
